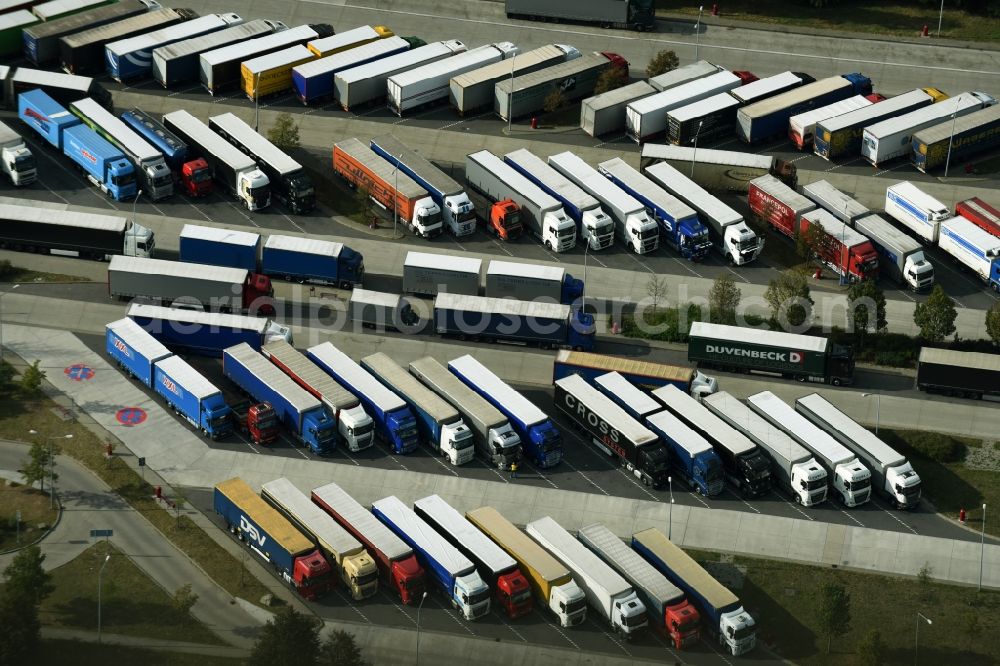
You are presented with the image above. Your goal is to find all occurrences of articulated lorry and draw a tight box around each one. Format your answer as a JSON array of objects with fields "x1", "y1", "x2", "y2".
[
  {"x1": 937, "y1": 215, "x2": 1000, "y2": 290},
  {"x1": 214, "y1": 477, "x2": 332, "y2": 599},
  {"x1": 484, "y1": 260, "x2": 583, "y2": 305},
  {"x1": 293, "y1": 36, "x2": 409, "y2": 105},
  {"x1": 640, "y1": 144, "x2": 797, "y2": 193},
  {"x1": 729, "y1": 70, "x2": 809, "y2": 106},
  {"x1": 854, "y1": 214, "x2": 935, "y2": 290},
  {"x1": 120, "y1": 107, "x2": 212, "y2": 196},
  {"x1": 452, "y1": 43, "x2": 579, "y2": 115},
  {"x1": 311, "y1": 481, "x2": 426, "y2": 604},
  {"x1": 649, "y1": 59, "x2": 721, "y2": 92},
  {"x1": 956, "y1": 197, "x2": 1000, "y2": 239},
  {"x1": 223, "y1": 342, "x2": 337, "y2": 455},
  {"x1": 1, "y1": 66, "x2": 112, "y2": 109},
  {"x1": 59, "y1": 7, "x2": 191, "y2": 75},
  {"x1": 466, "y1": 149, "x2": 577, "y2": 252},
  {"x1": 349, "y1": 289, "x2": 419, "y2": 331},
  {"x1": 582, "y1": 80, "x2": 657, "y2": 137},
  {"x1": 153, "y1": 18, "x2": 280, "y2": 87},
  {"x1": 796, "y1": 393, "x2": 923, "y2": 509},
  {"x1": 884, "y1": 181, "x2": 950, "y2": 244},
  {"x1": 504, "y1": 0, "x2": 655, "y2": 31},
  {"x1": 787, "y1": 94, "x2": 873, "y2": 149},
  {"x1": 163, "y1": 109, "x2": 270, "y2": 210},
  {"x1": 627, "y1": 70, "x2": 743, "y2": 144},
  {"x1": 370, "y1": 134, "x2": 475, "y2": 237},
  {"x1": 106, "y1": 318, "x2": 232, "y2": 438},
  {"x1": 261, "y1": 478, "x2": 378, "y2": 600},
  {"x1": 666, "y1": 91, "x2": 741, "y2": 145},
  {"x1": 410, "y1": 356, "x2": 521, "y2": 469},
  {"x1": 199, "y1": 24, "x2": 326, "y2": 95},
  {"x1": 415, "y1": 495, "x2": 533, "y2": 619},
  {"x1": 913, "y1": 103, "x2": 1000, "y2": 172},
  {"x1": 209, "y1": 112, "x2": 314, "y2": 214},
  {"x1": 240, "y1": 44, "x2": 314, "y2": 100},
  {"x1": 362, "y1": 352, "x2": 474, "y2": 465},
  {"x1": 0, "y1": 202, "x2": 151, "y2": 260},
  {"x1": 579, "y1": 523, "x2": 701, "y2": 649},
  {"x1": 633, "y1": 527, "x2": 756, "y2": 656},
  {"x1": 746, "y1": 391, "x2": 870, "y2": 507},
  {"x1": 24, "y1": 0, "x2": 158, "y2": 66},
  {"x1": 333, "y1": 138, "x2": 443, "y2": 238},
  {"x1": 528, "y1": 516, "x2": 647, "y2": 640},
  {"x1": 126, "y1": 302, "x2": 289, "y2": 357},
  {"x1": 449, "y1": 354, "x2": 563, "y2": 469},
  {"x1": 0, "y1": 120, "x2": 36, "y2": 185},
  {"x1": 402, "y1": 251, "x2": 480, "y2": 297},
  {"x1": 307, "y1": 343, "x2": 418, "y2": 454},
  {"x1": 801, "y1": 179, "x2": 869, "y2": 225},
  {"x1": 503, "y1": 148, "x2": 612, "y2": 251},
  {"x1": 688, "y1": 321, "x2": 855, "y2": 385},
  {"x1": 703, "y1": 391, "x2": 825, "y2": 506},
  {"x1": 466, "y1": 506, "x2": 585, "y2": 626},
  {"x1": 372, "y1": 495, "x2": 491, "y2": 620},
  {"x1": 552, "y1": 350, "x2": 717, "y2": 396},
  {"x1": 307, "y1": 24, "x2": 393, "y2": 58}
]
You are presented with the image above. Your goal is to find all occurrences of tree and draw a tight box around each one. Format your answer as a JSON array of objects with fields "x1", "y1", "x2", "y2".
[
  {"x1": 986, "y1": 302, "x2": 1000, "y2": 347},
  {"x1": 709, "y1": 274, "x2": 741, "y2": 325},
  {"x1": 815, "y1": 582, "x2": 851, "y2": 654},
  {"x1": 847, "y1": 279, "x2": 887, "y2": 344},
  {"x1": 961, "y1": 611, "x2": 982, "y2": 651},
  {"x1": 2, "y1": 546, "x2": 54, "y2": 607},
  {"x1": 19, "y1": 360, "x2": 45, "y2": 398},
  {"x1": 0, "y1": 359, "x2": 15, "y2": 394},
  {"x1": 354, "y1": 186, "x2": 375, "y2": 227},
  {"x1": 645, "y1": 49, "x2": 679, "y2": 78},
  {"x1": 543, "y1": 88, "x2": 567, "y2": 113},
  {"x1": 267, "y1": 113, "x2": 300, "y2": 152},
  {"x1": 20, "y1": 441, "x2": 54, "y2": 493},
  {"x1": 320, "y1": 629, "x2": 369, "y2": 666},
  {"x1": 0, "y1": 592, "x2": 40, "y2": 665},
  {"x1": 172, "y1": 583, "x2": 199, "y2": 616},
  {"x1": 797, "y1": 220, "x2": 839, "y2": 263},
  {"x1": 646, "y1": 275, "x2": 668, "y2": 315},
  {"x1": 249, "y1": 607, "x2": 322, "y2": 666},
  {"x1": 765, "y1": 269, "x2": 814, "y2": 329},
  {"x1": 593, "y1": 66, "x2": 629, "y2": 95},
  {"x1": 856, "y1": 629, "x2": 887, "y2": 666},
  {"x1": 913, "y1": 285, "x2": 957, "y2": 342}
]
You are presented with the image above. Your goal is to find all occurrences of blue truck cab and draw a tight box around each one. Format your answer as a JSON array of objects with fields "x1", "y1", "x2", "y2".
[
  {"x1": 62, "y1": 123, "x2": 137, "y2": 201},
  {"x1": 18, "y1": 88, "x2": 81, "y2": 149},
  {"x1": 121, "y1": 107, "x2": 189, "y2": 173},
  {"x1": 154, "y1": 355, "x2": 233, "y2": 439},
  {"x1": 645, "y1": 410, "x2": 724, "y2": 497}
]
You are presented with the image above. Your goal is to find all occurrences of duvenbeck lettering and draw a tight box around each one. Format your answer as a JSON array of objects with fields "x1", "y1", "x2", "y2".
[{"x1": 705, "y1": 345, "x2": 805, "y2": 364}]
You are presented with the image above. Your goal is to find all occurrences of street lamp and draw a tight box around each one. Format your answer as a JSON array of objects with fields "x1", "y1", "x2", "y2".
[
  {"x1": 0, "y1": 283, "x2": 20, "y2": 360},
  {"x1": 131, "y1": 189, "x2": 143, "y2": 256},
  {"x1": 415, "y1": 591, "x2": 428, "y2": 666},
  {"x1": 937, "y1": 0, "x2": 945, "y2": 37},
  {"x1": 980, "y1": 502, "x2": 987, "y2": 591},
  {"x1": 695, "y1": 6, "x2": 704, "y2": 61},
  {"x1": 668, "y1": 476, "x2": 675, "y2": 540},
  {"x1": 944, "y1": 97, "x2": 962, "y2": 178},
  {"x1": 914, "y1": 611, "x2": 932, "y2": 665},
  {"x1": 582, "y1": 240, "x2": 590, "y2": 312},
  {"x1": 690, "y1": 120, "x2": 704, "y2": 178},
  {"x1": 393, "y1": 153, "x2": 401, "y2": 236},
  {"x1": 254, "y1": 71, "x2": 261, "y2": 132},
  {"x1": 506, "y1": 55, "x2": 515, "y2": 135},
  {"x1": 862, "y1": 393, "x2": 881, "y2": 434},
  {"x1": 98, "y1": 553, "x2": 111, "y2": 643}
]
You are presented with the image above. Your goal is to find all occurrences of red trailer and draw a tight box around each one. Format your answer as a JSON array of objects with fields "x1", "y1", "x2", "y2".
[
  {"x1": 798, "y1": 208, "x2": 880, "y2": 282},
  {"x1": 955, "y1": 197, "x2": 1000, "y2": 239},
  {"x1": 747, "y1": 174, "x2": 816, "y2": 238}
]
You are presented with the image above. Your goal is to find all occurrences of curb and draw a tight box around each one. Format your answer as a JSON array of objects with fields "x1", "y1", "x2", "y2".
[{"x1": 0, "y1": 484, "x2": 62, "y2": 556}]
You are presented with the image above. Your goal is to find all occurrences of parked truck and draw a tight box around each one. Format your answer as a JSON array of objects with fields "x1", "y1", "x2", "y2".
[
  {"x1": 370, "y1": 134, "x2": 475, "y2": 237},
  {"x1": 795, "y1": 393, "x2": 923, "y2": 509},
  {"x1": 59, "y1": 7, "x2": 191, "y2": 75},
  {"x1": 554, "y1": 374, "x2": 668, "y2": 487},
  {"x1": 746, "y1": 391, "x2": 870, "y2": 507},
  {"x1": 223, "y1": 342, "x2": 337, "y2": 454},
  {"x1": 688, "y1": 321, "x2": 854, "y2": 385},
  {"x1": 854, "y1": 214, "x2": 935, "y2": 290},
  {"x1": 262, "y1": 235, "x2": 363, "y2": 288},
  {"x1": 632, "y1": 527, "x2": 756, "y2": 656},
  {"x1": 466, "y1": 506, "x2": 585, "y2": 626},
  {"x1": 415, "y1": 495, "x2": 532, "y2": 619},
  {"x1": 549, "y1": 151, "x2": 659, "y2": 254},
  {"x1": 579, "y1": 523, "x2": 701, "y2": 649},
  {"x1": 214, "y1": 477, "x2": 332, "y2": 599},
  {"x1": 178, "y1": 224, "x2": 254, "y2": 270},
  {"x1": 484, "y1": 260, "x2": 583, "y2": 305},
  {"x1": 373, "y1": 495, "x2": 491, "y2": 620},
  {"x1": 0, "y1": 201, "x2": 152, "y2": 260},
  {"x1": 69, "y1": 97, "x2": 172, "y2": 200},
  {"x1": 240, "y1": 44, "x2": 314, "y2": 100},
  {"x1": 362, "y1": 352, "x2": 474, "y2": 465},
  {"x1": 737, "y1": 73, "x2": 872, "y2": 143},
  {"x1": 912, "y1": 104, "x2": 1000, "y2": 172},
  {"x1": 814, "y1": 87, "x2": 944, "y2": 160},
  {"x1": 495, "y1": 51, "x2": 627, "y2": 121},
  {"x1": 402, "y1": 251, "x2": 480, "y2": 297},
  {"x1": 502, "y1": 148, "x2": 612, "y2": 251},
  {"x1": 465, "y1": 149, "x2": 577, "y2": 252},
  {"x1": 643, "y1": 161, "x2": 763, "y2": 265},
  {"x1": 307, "y1": 343, "x2": 419, "y2": 455},
  {"x1": 410, "y1": 357, "x2": 520, "y2": 469},
  {"x1": 627, "y1": 70, "x2": 743, "y2": 143},
  {"x1": 207, "y1": 112, "x2": 313, "y2": 213},
  {"x1": 163, "y1": 109, "x2": 270, "y2": 210},
  {"x1": 24, "y1": 0, "x2": 158, "y2": 66},
  {"x1": 333, "y1": 138, "x2": 442, "y2": 238},
  {"x1": 453, "y1": 43, "x2": 579, "y2": 115},
  {"x1": 0, "y1": 11, "x2": 40, "y2": 59},
  {"x1": 919, "y1": 345, "x2": 1000, "y2": 411},
  {"x1": 640, "y1": 144, "x2": 797, "y2": 193},
  {"x1": 649, "y1": 59, "x2": 722, "y2": 92},
  {"x1": 666, "y1": 92, "x2": 741, "y2": 145},
  {"x1": 120, "y1": 106, "x2": 212, "y2": 196},
  {"x1": 937, "y1": 215, "x2": 1000, "y2": 290},
  {"x1": 106, "y1": 317, "x2": 232, "y2": 438},
  {"x1": 153, "y1": 18, "x2": 280, "y2": 87},
  {"x1": 552, "y1": 350, "x2": 717, "y2": 396},
  {"x1": 349, "y1": 289, "x2": 419, "y2": 331},
  {"x1": 261, "y1": 478, "x2": 378, "y2": 600},
  {"x1": 293, "y1": 35, "x2": 409, "y2": 105},
  {"x1": 884, "y1": 181, "x2": 950, "y2": 244},
  {"x1": 787, "y1": 94, "x2": 872, "y2": 149},
  {"x1": 0, "y1": 120, "x2": 34, "y2": 185},
  {"x1": 33, "y1": 0, "x2": 115, "y2": 21},
  {"x1": 527, "y1": 516, "x2": 647, "y2": 639},
  {"x1": 261, "y1": 340, "x2": 374, "y2": 453},
  {"x1": 729, "y1": 70, "x2": 809, "y2": 106},
  {"x1": 126, "y1": 302, "x2": 289, "y2": 356},
  {"x1": 504, "y1": 0, "x2": 655, "y2": 31},
  {"x1": 307, "y1": 24, "x2": 392, "y2": 58},
  {"x1": 2, "y1": 66, "x2": 112, "y2": 109},
  {"x1": 581, "y1": 80, "x2": 657, "y2": 137},
  {"x1": 956, "y1": 197, "x2": 1000, "y2": 239},
  {"x1": 703, "y1": 391, "x2": 825, "y2": 506},
  {"x1": 862, "y1": 91, "x2": 996, "y2": 165},
  {"x1": 434, "y1": 293, "x2": 596, "y2": 351},
  {"x1": 449, "y1": 354, "x2": 563, "y2": 469},
  {"x1": 801, "y1": 179, "x2": 869, "y2": 225},
  {"x1": 598, "y1": 157, "x2": 711, "y2": 260},
  {"x1": 199, "y1": 24, "x2": 325, "y2": 95},
  {"x1": 311, "y1": 481, "x2": 426, "y2": 604}
]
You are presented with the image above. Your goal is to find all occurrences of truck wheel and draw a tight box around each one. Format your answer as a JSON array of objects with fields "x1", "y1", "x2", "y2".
[
  {"x1": 831, "y1": 378, "x2": 842, "y2": 386},
  {"x1": 545, "y1": 241, "x2": 553, "y2": 250},
  {"x1": 796, "y1": 375, "x2": 807, "y2": 383}
]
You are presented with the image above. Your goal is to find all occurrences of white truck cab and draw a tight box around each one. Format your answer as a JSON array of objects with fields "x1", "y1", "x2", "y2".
[
  {"x1": 832, "y1": 460, "x2": 872, "y2": 507},
  {"x1": 239, "y1": 168, "x2": 271, "y2": 211},
  {"x1": 550, "y1": 579, "x2": 587, "y2": 626},
  {"x1": 454, "y1": 571, "x2": 491, "y2": 620},
  {"x1": 725, "y1": 222, "x2": 764, "y2": 265},
  {"x1": 124, "y1": 221, "x2": 156, "y2": 258},
  {"x1": 721, "y1": 607, "x2": 757, "y2": 656},
  {"x1": 690, "y1": 370, "x2": 718, "y2": 399},
  {"x1": 624, "y1": 211, "x2": 660, "y2": 254},
  {"x1": 792, "y1": 462, "x2": 828, "y2": 506},
  {"x1": 0, "y1": 124, "x2": 35, "y2": 186},
  {"x1": 581, "y1": 208, "x2": 615, "y2": 250},
  {"x1": 544, "y1": 210, "x2": 577, "y2": 252},
  {"x1": 338, "y1": 404, "x2": 375, "y2": 452},
  {"x1": 410, "y1": 196, "x2": 444, "y2": 238},
  {"x1": 886, "y1": 460, "x2": 922, "y2": 507},
  {"x1": 443, "y1": 192, "x2": 476, "y2": 236},
  {"x1": 441, "y1": 421, "x2": 475, "y2": 466}
]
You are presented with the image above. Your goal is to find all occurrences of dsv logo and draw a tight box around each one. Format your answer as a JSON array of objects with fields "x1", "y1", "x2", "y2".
[
  {"x1": 240, "y1": 516, "x2": 267, "y2": 547},
  {"x1": 113, "y1": 338, "x2": 132, "y2": 358},
  {"x1": 161, "y1": 376, "x2": 180, "y2": 396}
]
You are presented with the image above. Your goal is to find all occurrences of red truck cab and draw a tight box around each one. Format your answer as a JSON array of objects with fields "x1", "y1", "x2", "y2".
[
  {"x1": 665, "y1": 600, "x2": 701, "y2": 649},
  {"x1": 388, "y1": 555, "x2": 425, "y2": 605},
  {"x1": 243, "y1": 273, "x2": 275, "y2": 316},
  {"x1": 798, "y1": 210, "x2": 880, "y2": 282},
  {"x1": 865, "y1": 93, "x2": 886, "y2": 103},
  {"x1": 489, "y1": 199, "x2": 522, "y2": 240},
  {"x1": 247, "y1": 402, "x2": 279, "y2": 445},
  {"x1": 294, "y1": 550, "x2": 334, "y2": 600},
  {"x1": 496, "y1": 568, "x2": 533, "y2": 618},
  {"x1": 600, "y1": 51, "x2": 629, "y2": 71},
  {"x1": 732, "y1": 70, "x2": 759, "y2": 85},
  {"x1": 181, "y1": 158, "x2": 213, "y2": 197}
]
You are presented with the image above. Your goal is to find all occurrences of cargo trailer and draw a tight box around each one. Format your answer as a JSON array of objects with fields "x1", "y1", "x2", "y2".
[
  {"x1": 551, "y1": 350, "x2": 717, "y2": 396},
  {"x1": 24, "y1": 0, "x2": 158, "y2": 66},
  {"x1": 640, "y1": 144, "x2": 797, "y2": 192},
  {"x1": 504, "y1": 0, "x2": 654, "y2": 31},
  {"x1": 307, "y1": 24, "x2": 391, "y2": 58},
  {"x1": 788, "y1": 94, "x2": 872, "y2": 149},
  {"x1": 484, "y1": 259, "x2": 582, "y2": 305},
  {"x1": 0, "y1": 11, "x2": 39, "y2": 58},
  {"x1": 0, "y1": 202, "x2": 152, "y2": 260},
  {"x1": 853, "y1": 214, "x2": 934, "y2": 290},
  {"x1": 581, "y1": 80, "x2": 656, "y2": 137},
  {"x1": 127, "y1": 302, "x2": 290, "y2": 357},
  {"x1": 152, "y1": 18, "x2": 280, "y2": 87},
  {"x1": 452, "y1": 43, "x2": 579, "y2": 115},
  {"x1": 956, "y1": 197, "x2": 1000, "y2": 239},
  {"x1": 937, "y1": 215, "x2": 1000, "y2": 289},
  {"x1": 261, "y1": 235, "x2": 363, "y2": 288},
  {"x1": 32, "y1": 0, "x2": 113, "y2": 22},
  {"x1": 649, "y1": 60, "x2": 722, "y2": 92},
  {"x1": 3, "y1": 66, "x2": 111, "y2": 109},
  {"x1": 666, "y1": 92, "x2": 740, "y2": 145},
  {"x1": 801, "y1": 179, "x2": 869, "y2": 225},
  {"x1": 402, "y1": 251, "x2": 480, "y2": 297},
  {"x1": 884, "y1": 181, "x2": 949, "y2": 244},
  {"x1": 728, "y1": 71, "x2": 808, "y2": 106},
  {"x1": 626, "y1": 70, "x2": 742, "y2": 143},
  {"x1": 59, "y1": 7, "x2": 191, "y2": 75},
  {"x1": 911, "y1": 103, "x2": 1000, "y2": 172},
  {"x1": 349, "y1": 289, "x2": 419, "y2": 331},
  {"x1": 293, "y1": 36, "x2": 408, "y2": 105}
]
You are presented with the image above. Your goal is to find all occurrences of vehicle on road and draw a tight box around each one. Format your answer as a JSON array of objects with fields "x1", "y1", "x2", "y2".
[
  {"x1": 484, "y1": 260, "x2": 583, "y2": 305},
  {"x1": 126, "y1": 302, "x2": 289, "y2": 356},
  {"x1": 916, "y1": 347, "x2": 1000, "y2": 401},
  {"x1": 552, "y1": 350, "x2": 717, "y2": 396},
  {"x1": 504, "y1": 0, "x2": 655, "y2": 31}
]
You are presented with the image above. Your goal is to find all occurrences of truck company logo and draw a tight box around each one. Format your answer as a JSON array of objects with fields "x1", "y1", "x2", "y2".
[
  {"x1": 112, "y1": 338, "x2": 132, "y2": 358},
  {"x1": 161, "y1": 375, "x2": 180, "y2": 396},
  {"x1": 706, "y1": 344, "x2": 804, "y2": 363},
  {"x1": 562, "y1": 392, "x2": 621, "y2": 443},
  {"x1": 240, "y1": 516, "x2": 267, "y2": 547},
  {"x1": 23, "y1": 108, "x2": 49, "y2": 130},
  {"x1": 80, "y1": 149, "x2": 98, "y2": 165}
]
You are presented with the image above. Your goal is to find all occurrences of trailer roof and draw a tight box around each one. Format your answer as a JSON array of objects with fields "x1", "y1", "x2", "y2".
[
  {"x1": 913, "y1": 103, "x2": 1000, "y2": 146},
  {"x1": 336, "y1": 40, "x2": 465, "y2": 83},
  {"x1": 370, "y1": 134, "x2": 462, "y2": 197},
  {"x1": 435, "y1": 292, "x2": 570, "y2": 322},
  {"x1": 225, "y1": 342, "x2": 323, "y2": 413},
  {"x1": 582, "y1": 80, "x2": 656, "y2": 111},
  {"x1": 308, "y1": 24, "x2": 384, "y2": 54},
  {"x1": 216, "y1": 477, "x2": 314, "y2": 555},
  {"x1": 349, "y1": 288, "x2": 402, "y2": 309},
  {"x1": 127, "y1": 302, "x2": 270, "y2": 334},
  {"x1": 202, "y1": 113, "x2": 302, "y2": 177},
  {"x1": 410, "y1": 356, "x2": 504, "y2": 426},
  {"x1": 467, "y1": 150, "x2": 562, "y2": 212},
  {"x1": 641, "y1": 144, "x2": 772, "y2": 170},
  {"x1": 668, "y1": 91, "x2": 739, "y2": 123},
  {"x1": 107, "y1": 317, "x2": 172, "y2": 361},
  {"x1": 155, "y1": 19, "x2": 279, "y2": 63},
  {"x1": 854, "y1": 214, "x2": 922, "y2": 253},
  {"x1": 415, "y1": 495, "x2": 515, "y2": 575},
  {"x1": 373, "y1": 495, "x2": 475, "y2": 577},
  {"x1": 527, "y1": 516, "x2": 632, "y2": 596},
  {"x1": 61, "y1": 7, "x2": 179, "y2": 48},
  {"x1": 262, "y1": 477, "x2": 362, "y2": 556},
  {"x1": 802, "y1": 180, "x2": 869, "y2": 221},
  {"x1": 201, "y1": 24, "x2": 317, "y2": 66},
  {"x1": 549, "y1": 151, "x2": 643, "y2": 215},
  {"x1": 294, "y1": 36, "x2": 407, "y2": 79},
  {"x1": 503, "y1": 148, "x2": 598, "y2": 211},
  {"x1": 689, "y1": 321, "x2": 829, "y2": 353},
  {"x1": 363, "y1": 352, "x2": 458, "y2": 423},
  {"x1": 594, "y1": 372, "x2": 662, "y2": 418},
  {"x1": 163, "y1": 110, "x2": 256, "y2": 170},
  {"x1": 448, "y1": 355, "x2": 549, "y2": 427},
  {"x1": 312, "y1": 481, "x2": 412, "y2": 559},
  {"x1": 495, "y1": 52, "x2": 608, "y2": 94},
  {"x1": 307, "y1": 343, "x2": 407, "y2": 413},
  {"x1": 334, "y1": 138, "x2": 427, "y2": 199},
  {"x1": 180, "y1": 223, "x2": 260, "y2": 247},
  {"x1": 555, "y1": 350, "x2": 694, "y2": 384},
  {"x1": 747, "y1": 391, "x2": 856, "y2": 466},
  {"x1": 390, "y1": 42, "x2": 511, "y2": 88},
  {"x1": 730, "y1": 71, "x2": 802, "y2": 104},
  {"x1": 941, "y1": 215, "x2": 1000, "y2": 253},
  {"x1": 109, "y1": 255, "x2": 248, "y2": 285},
  {"x1": 652, "y1": 385, "x2": 756, "y2": 456},
  {"x1": 487, "y1": 259, "x2": 564, "y2": 283},
  {"x1": 453, "y1": 43, "x2": 578, "y2": 89},
  {"x1": 71, "y1": 97, "x2": 159, "y2": 161},
  {"x1": 556, "y1": 374, "x2": 657, "y2": 446},
  {"x1": 466, "y1": 506, "x2": 569, "y2": 581},
  {"x1": 796, "y1": 393, "x2": 906, "y2": 468},
  {"x1": 704, "y1": 391, "x2": 810, "y2": 464},
  {"x1": 578, "y1": 523, "x2": 684, "y2": 606},
  {"x1": 155, "y1": 354, "x2": 222, "y2": 400},
  {"x1": 262, "y1": 339, "x2": 357, "y2": 411},
  {"x1": 26, "y1": 0, "x2": 150, "y2": 40},
  {"x1": 819, "y1": 88, "x2": 932, "y2": 133},
  {"x1": 801, "y1": 208, "x2": 868, "y2": 247},
  {"x1": 633, "y1": 527, "x2": 738, "y2": 609},
  {"x1": 403, "y1": 250, "x2": 480, "y2": 274},
  {"x1": 264, "y1": 234, "x2": 343, "y2": 258},
  {"x1": 0, "y1": 9, "x2": 37, "y2": 30},
  {"x1": 644, "y1": 162, "x2": 743, "y2": 226},
  {"x1": 645, "y1": 409, "x2": 714, "y2": 457},
  {"x1": 740, "y1": 75, "x2": 850, "y2": 120},
  {"x1": 648, "y1": 59, "x2": 720, "y2": 91},
  {"x1": 32, "y1": 0, "x2": 107, "y2": 20},
  {"x1": 242, "y1": 44, "x2": 313, "y2": 74},
  {"x1": 749, "y1": 174, "x2": 814, "y2": 212},
  {"x1": 865, "y1": 92, "x2": 983, "y2": 139},
  {"x1": 788, "y1": 95, "x2": 871, "y2": 134},
  {"x1": 629, "y1": 70, "x2": 740, "y2": 115},
  {"x1": 887, "y1": 181, "x2": 948, "y2": 213},
  {"x1": 599, "y1": 158, "x2": 696, "y2": 221},
  {"x1": 0, "y1": 202, "x2": 127, "y2": 233},
  {"x1": 109, "y1": 13, "x2": 243, "y2": 57},
  {"x1": 11, "y1": 67, "x2": 92, "y2": 92}
]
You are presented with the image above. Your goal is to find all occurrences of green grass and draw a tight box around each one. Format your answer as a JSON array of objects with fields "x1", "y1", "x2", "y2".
[
  {"x1": 38, "y1": 542, "x2": 223, "y2": 644},
  {"x1": 689, "y1": 548, "x2": 1000, "y2": 664},
  {"x1": 35, "y1": 640, "x2": 242, "y2": 666},
  {"x1": 655, "y1": 1, "x2": 1000, "y2": 42},
  {"x1": 0, "y1": 481, "x2": 58, "y2": 552}
]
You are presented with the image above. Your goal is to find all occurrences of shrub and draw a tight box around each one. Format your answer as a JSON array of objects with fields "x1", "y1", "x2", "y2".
[{"x1": 906, "y1": 432, "x2": 966, "y2": 463}]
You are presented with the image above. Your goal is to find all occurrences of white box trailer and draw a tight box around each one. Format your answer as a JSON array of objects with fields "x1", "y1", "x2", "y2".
[
  {"x1": 938, "y1": 215, "x2": 1000, "y2": 283},
  {"x1": 627, "y1": 70, "x2": 742, "y2": 143},
  {"x1": 814, "y1": 88, "x2": 939, "y2": 160},
  {"x1": 451, "y1": 43, "x2": 578, "y2": 115},
  {"x1": 648, "y1": 59, "x2": 721, "y2": 91},
  {"x1": 666, "y1": 92, "x2": 741, "y2": 145},
  {"x1": 884, "y1": 181, "x2": 950, "y2": 243},
  {"x1": 787, "y1": 94, "x2": 871, "y2": 149},
  {"x1": 639, "y1": 143, "x2": 795, "y2": 194},
  {"x1": 728, "y1": 71, "x2": 805, "y2": 105},
  {"x1": 402, "y1": 251, "x2": 481, "y2": 297},
  {"x1": 153, "y1": 19, "x2": 281, "y2": 88},
  {"x1": 801, "y1": 180, "x2": 869, "y2": 224},
  {"x1": 581, "y1": 80, "x2": 657, "y2": 137},
  {"x1": 198, "y1": 24, "x2": 320, "y2": 94},
  {"x1": 854, "y1": 214, "x2": 934, "y2": 290}
]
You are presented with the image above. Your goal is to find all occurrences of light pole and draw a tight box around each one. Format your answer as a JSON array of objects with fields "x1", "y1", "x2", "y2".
[
  {"x1": 393, "y1": 153, "x2": 401, "y2": 236},
  {"x1": 0, "y1": 283, "x2": 20, "y2": 360},
  {"x1": 862, "y1": 393, "x2": 881, "y2": 434},
  {"x1": 690, "y1": 120, "x2": 704, "y2": 178},
  {"x1": 582, "y1": 240, "x2": 590, "y2": 312},
  {"x1": 506, "y1": 55, "x2": 515, "y2": 134},
  {"x1": 943, "y1": 97, "x2": 961, "y2": 178},
  {"x1": 415, "y1": 590, "x2": 428, "y2": 666},
  {"x1": 980, "y1": 502, "x2": 987, "y2": 591},
  {"x1": 131, "y1": 189, "x2": 142, "y2": 256},
  {"x1": 938, "y1": 0, "x2": 945, "y2": 37},
  {"x1": 914, "y1": 611, "x2": 932, "y2": 665},
  {"x1": 254, "y1": 71, "x2": 260, "y2": 132},
  {"x1": 98, "y1": 553, "x2": 111, "y2": 643},
  {"x1": 695, "y1": 6, "x2": 704, "y2": 61},
  {"x1": 668, "y1": 475, "x2": 674, "y2": 540}
]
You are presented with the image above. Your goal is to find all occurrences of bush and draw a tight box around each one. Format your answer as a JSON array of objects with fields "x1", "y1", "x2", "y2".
[
  {"x1": 906, "y1": 432, "x2": 966, "y2": 463},
  {"x1": 621, "y1": 303, "x2": 703, "y2": 343},
  {"x1": 0, "y1": 259, "x2": 14, "y2": 279}
]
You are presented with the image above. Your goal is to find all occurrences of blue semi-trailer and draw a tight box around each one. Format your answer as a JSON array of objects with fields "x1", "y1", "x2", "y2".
[{"x1": 127, "y1": 302, "x2": 290, "y2": 356}]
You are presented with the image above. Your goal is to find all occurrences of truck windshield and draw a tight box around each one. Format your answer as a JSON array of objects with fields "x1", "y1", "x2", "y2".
[
  {"x1": 623, "y1": 612, "x2": 647, "y2": 627},
  {"x1": 350, "y1": 422, "x2": 374, "y2": 437},
  {"x1": 706, "y1": 458, "x2": 723, "y2": 482},
  {"x1": 114, "y1": 172, "x2": 137, "y2": 187},
  {"x1": 846, "y1": 479, "x2": 871, "y2": 491},
  {"x1": 454, "y1": 431, "x2": 474, "y2": 450},
  {"x1": 458, "y1": 209, "x2": 477, "y2": 223},
  {"x1": 504, "y1": 211, "x2": 521, "y2": 228},
  {"x1": 738, "y1": 237, "x2": 757, "y2": 251},
  {"x1": 14, "y1": 154, "x2": 34, "y2": 170},
  {"x1": 153, "y1": 173, "x2": 172, "y2": 188},
  {"x1": 676, "y1": 617, "x2": 699, "y2": 634},
  {"x1": 511, "y1": 589, "x2": 531, "y2": 606},
  {"x1": 566, "y1": 597, "x2": 587, "y2": 615},
  {"x1": 356, "y1": 571, "x2": 377, "y2": 587},
  {"x1": 806, "y1": 479, "x2": 826, "y2": 491},
  {"x1": 641, "y1": 227, "x2": 658, "y2": 240},
  {"x1": 734, "y1": 625, "x2": 756, "y2": 641},
  {"x1": 252, "y1": 185, "x2": 271, "y2": 207},
  {"x1": 210, "y1": 415, "x2": 230, "y2": 431},
  {"x1": 900, "y1": 484, "x2": 921, "y2": 498},
  {"x1": 400, "y1": 425, "x2": 418, "y2": 441},
  {"x1": 192, "y1": 169, "x2": 212, "y2": 183},
  {"x1": 419, "y1": 209, "x2": 442, "y2": 226},
  {"x1": 556, "y1": 226, "x2": 574, "y2": 238},
  {"x1": 469, "y1": 588, "x2": 490, "y2": 607}
]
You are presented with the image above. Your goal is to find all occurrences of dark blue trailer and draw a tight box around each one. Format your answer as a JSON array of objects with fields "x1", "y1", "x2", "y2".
[
  {"x1": 105, "y1": 317, "x2": 172, "y2": 386},
  {"x1": 153, "y1": 354, "x2": 232, "y2": 438},
  {"x1": 127, "y1": 302, "x2": 290, "y2": 357},
  {"x1": 261, "y1": 235, "x2": 364, "y2": 288},
  {"x1": 120, "y1": 107, "x2": 188, "y2": 173},
  {"x1": 179, "y1": 223, "x2": 259, "y2": 272}
]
